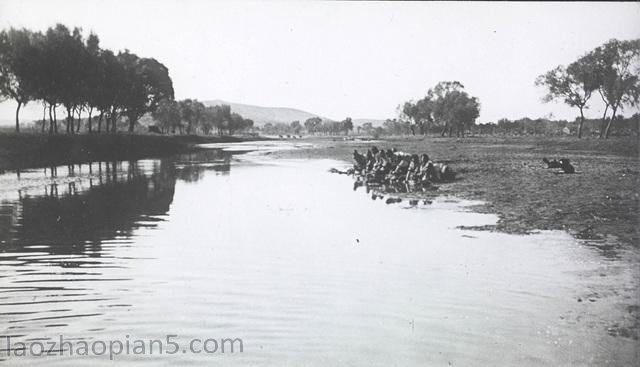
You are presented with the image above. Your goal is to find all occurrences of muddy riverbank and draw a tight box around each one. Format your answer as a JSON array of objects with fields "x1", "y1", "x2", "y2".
[{"x1": 272, "y1": 136, "x2": 640, "y2": 248}]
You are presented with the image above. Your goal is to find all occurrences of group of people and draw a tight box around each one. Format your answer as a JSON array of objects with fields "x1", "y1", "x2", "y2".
[{"x1": 352, "y1": 146, "x2": 456, "y2": 185}]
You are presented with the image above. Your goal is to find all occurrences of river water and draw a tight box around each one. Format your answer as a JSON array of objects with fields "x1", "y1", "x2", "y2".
[{"x1": 0, "y1": 141, "x2": 638, "y2": 366}]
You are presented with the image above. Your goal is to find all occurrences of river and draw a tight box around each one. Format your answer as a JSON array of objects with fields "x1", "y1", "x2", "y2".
[{"x1": 0, "y1": 141, "x2": 637, "y2": 366}]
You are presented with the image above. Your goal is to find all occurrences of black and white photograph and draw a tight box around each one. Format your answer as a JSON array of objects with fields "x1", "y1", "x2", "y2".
[{"x1": 0, "y1": 1, "x2": 639, "y2": 365}]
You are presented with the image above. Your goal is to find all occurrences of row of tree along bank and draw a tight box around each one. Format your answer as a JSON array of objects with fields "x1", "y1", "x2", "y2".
[
  {"x1": 0, "y1": 25, "x2": 255, "y2": 136},
  {"x1": 151, "y1": 99, "x2": 254, "y2": 136},
  {"x1": 245, "y1": 113, "x2": 638, "y2": 138},
  {"x1": 0, "y1": 25, "x2": 172, "y2": 134},
  {"x1": 396, "y1": 39, "x2": 638, "y2": 139},
  {"x1": 257, "y1": 117, "x2": 354, "y2": 136}
]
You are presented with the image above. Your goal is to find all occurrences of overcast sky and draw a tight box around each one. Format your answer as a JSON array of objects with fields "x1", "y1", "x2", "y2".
[{"x1": 0, "y1": 1, "x2": 638, "y2": 124}]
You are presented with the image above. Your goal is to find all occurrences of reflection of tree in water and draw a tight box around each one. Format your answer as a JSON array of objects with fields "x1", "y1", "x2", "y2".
[
  {"x1": 0, "y1": 148, "x2": 234, "y2": 267},
  {"x1": 174, "y1": 149, "x2": 232, "y2": 183},
  {"x1": 0, "y1": 160, "x2": 177, "y2": 266}
]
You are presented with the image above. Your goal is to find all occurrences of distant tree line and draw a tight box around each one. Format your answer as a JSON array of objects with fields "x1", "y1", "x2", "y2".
[
  {"x1": 468, "y1": 115, "x2": 639, "y2": 137},
  {"x1": 351, "y1": 114, "x2": 639, "y2": 138},
  {"x1": 0, "y1": 25, "x2": 174, "y2": 134},
  {"x1": 536, "y1": 38, "x2": 639, "y2": 139},
  {"x1": 400, "y1": 81, "x2": 481, "y2": 137},
  {"x1": 151, "y1": 99, "x2": 254, "y2": 135},
  {"x1": 258, "y1": 117, "x2": 353, "y2": 136}
]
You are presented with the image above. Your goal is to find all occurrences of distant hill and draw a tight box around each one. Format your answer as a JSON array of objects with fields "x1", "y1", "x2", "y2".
[{"x1": 203, "y1": 99, "x2": 331, "y2": 126}]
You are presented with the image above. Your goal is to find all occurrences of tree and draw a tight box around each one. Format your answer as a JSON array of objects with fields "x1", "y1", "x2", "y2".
[
  {"x1": 0, "y1": 28, "x2": 38, "y2": 132},
  {"x1": 290, "y1": 120, "x2": 301, "y2": 134},
  {"x1": 536, "y1": 63, "x2": 596, "y2": 138},
  {"x1": 587, "y1": 39, "x2": 640, "y2": 138},
  {"x1": 215, "y1": 104, "x2": 232, "y2": 135},
  {"x1": 304, "y1": 117, "x2": 322, "y2": 134},
  {"x1": 82, "y1": 32, "x2": 102, "y2": 133},
  {"x1": 262, "y1": 122, "x2": 274, "y2": 134},
  {"x1": 152, "y1": 98, "x2": 181, "y2": 133},
  {"x1": 228, "y1": 112, "x2": 244, "y2": 134},
  {"x1": 425, "y1": 81, "x2": 480, "y2": 137},
  {"x1": 119, "y1": 52, "x2": 174, "y2": 133},
  {"x1": 178, "y1": 99, "x2": 206, "y2": 134},
  {"x1": 49, "y1": 25, "x2": 89, "y2": 135},
  {"x1": 341, "y1": 117, "x2": 353, "y2": 135},
  {"x1": 97, "y1": 49, "x2": 126, "y2": 133},
  {"x1": 190, "y1": 100, "x2": 205, "y2": 134},
  {"x1": 401, "y1": 98, "x2": 434, "y2": 135},
  {"x1": 382, "y1": 118, "x2": 412, "y2": 135}
]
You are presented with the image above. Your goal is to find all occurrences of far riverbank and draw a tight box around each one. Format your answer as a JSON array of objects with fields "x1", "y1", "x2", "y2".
[{"x1": 0, "y1": 133, "x2": 269, "y2": 171}]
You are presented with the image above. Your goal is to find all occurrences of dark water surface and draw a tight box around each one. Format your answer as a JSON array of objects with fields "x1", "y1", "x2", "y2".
[{"x1": 0, "y1": 141, "x2": 638, "y2": 366}]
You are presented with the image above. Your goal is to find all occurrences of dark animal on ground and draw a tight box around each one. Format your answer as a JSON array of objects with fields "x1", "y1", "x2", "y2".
[
  {"x1": 560, "y1": 158, "x2": 575, "y2": 174},
  {"x1": 542, "y1": 157, "x2": 562, "y2": 168}
]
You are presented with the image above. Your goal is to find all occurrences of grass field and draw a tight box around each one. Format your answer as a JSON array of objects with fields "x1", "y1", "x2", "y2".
[{"x1": 275, "y1": 135, "x2": 640, "y2": 248}]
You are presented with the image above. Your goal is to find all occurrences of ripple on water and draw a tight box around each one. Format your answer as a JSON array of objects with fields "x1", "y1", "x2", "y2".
[{"x1": 0, "y1": 147, "x2": 637, "y2": 366}]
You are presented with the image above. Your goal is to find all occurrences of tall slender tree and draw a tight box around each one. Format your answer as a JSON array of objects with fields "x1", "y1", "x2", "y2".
[{"x1": 0, "y1": 28, "x2": 37, "y2": 132}]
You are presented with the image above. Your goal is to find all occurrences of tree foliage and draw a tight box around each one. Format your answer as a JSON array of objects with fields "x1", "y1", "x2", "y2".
[
  {"x1": 0, "y1": 24, "x2": 174, "y2": 134},
  {"x1": 400, "y1": 81, "x2": 480, "y2": 137},
  {"x1": 151, "y1": 100, "x2": 254, "y2": 135},
  {"x1": 536, "y1": 38, "x2": 639, "y2": 138}
]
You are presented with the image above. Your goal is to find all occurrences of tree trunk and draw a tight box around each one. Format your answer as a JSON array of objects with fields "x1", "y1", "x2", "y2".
[
  {"x1": 48, "y1": 104, "x2": 54, "y2": 135},
  {"x1": 577, "y1": 108, "x2": 585, "y2": 139},
  {"x1": 597, "y1": 89, "x2": 610, "y2": 138},
  {"x1": 76, "y1": 108, "x2": 82, "y2": 133},
  {"x1": 128, "y1": 116, "x2": 136, "y2": 133},
  {"x1": 66, "y1": 107, "x2": 73, "y2": 134},
  {"x1": 87, "y1": 107, "x2": 93, "y2": 133},
  {"x1": 448, "y1": 125, "x2": 453, "y2": 137},
  {"x1": 111, "y1": 111, "x2": 117, "y2": 133},
  {"x1": 15, "y1": 101, "x2": 22, "y2": 133},
  {"x1": 440, "y1": 124, "x2": 447, "y2": 137},
  {"x1": 42, "y1": 103, "x2": 47, "y2": 133},
  {"x1": 98, "y1": 111, "x2": 103, "y2": 133},
  {"x1": 53, "y1": 106, "x2": 58, "y2": 134},
  {"x1": 603, "y1": 104, "x2": 618, "y2": 139}
]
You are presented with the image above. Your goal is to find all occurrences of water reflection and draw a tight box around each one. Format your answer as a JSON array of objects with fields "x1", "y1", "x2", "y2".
[
  {"x1": 0, "y1": 149, "x2": 237, "y2": 363},
  {"x1": 174, "y1": 149, "x2": 231, "y2": 183},
  {"x1": 0, "y1": 145, "x2": 637, "y2": 366},
  {"x1": 351, "y1": 175, "x2": 439, "y2": 206},
  {"x1": 0, "y1": 149, "x2": 232, "y2": 268}
]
